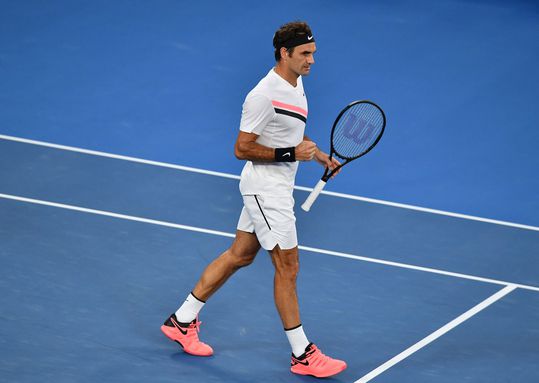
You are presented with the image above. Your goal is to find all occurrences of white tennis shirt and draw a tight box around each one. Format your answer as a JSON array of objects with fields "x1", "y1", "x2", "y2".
[{"x1": 239, "y1": 68, "x2": 308, "y2": 196}]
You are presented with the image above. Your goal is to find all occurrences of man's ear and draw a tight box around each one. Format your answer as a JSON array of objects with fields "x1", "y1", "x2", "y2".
[{"x1": 280, "y1": 47, "x2": 288, "y2": 61}]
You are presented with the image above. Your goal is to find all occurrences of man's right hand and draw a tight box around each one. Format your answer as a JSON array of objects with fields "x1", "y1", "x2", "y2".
[{"x1": 295, "y1": 140, "x2": 317, "y2": 161}]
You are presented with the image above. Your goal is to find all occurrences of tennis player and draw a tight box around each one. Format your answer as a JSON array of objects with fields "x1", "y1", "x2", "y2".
[{"x1": 161, "y1": 21, "x2": 346, "y2": 378}]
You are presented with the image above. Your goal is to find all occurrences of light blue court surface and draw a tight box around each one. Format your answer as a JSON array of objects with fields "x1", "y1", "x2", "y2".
[
  {"x1": 1, "y1": 138, "x2": 538, "y2": 383},
  {"x1": 1, "y1": 1, "x2": 539, "y2": 382}
]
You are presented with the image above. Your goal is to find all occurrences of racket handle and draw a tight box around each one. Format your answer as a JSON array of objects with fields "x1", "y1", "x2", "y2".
[{"x1": 301, "y1": 179, "x2": 327, "y2": 212}]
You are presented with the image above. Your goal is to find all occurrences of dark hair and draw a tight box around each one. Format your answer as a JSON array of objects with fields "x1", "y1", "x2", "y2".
[{"x1": 273, "y1": 21, "x2": 313, "y2": 61}]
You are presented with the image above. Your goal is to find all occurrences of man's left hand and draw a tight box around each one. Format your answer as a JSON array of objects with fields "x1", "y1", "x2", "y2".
[{"x1": 314, "y1": 150, "x2": 341, "y2": 178}]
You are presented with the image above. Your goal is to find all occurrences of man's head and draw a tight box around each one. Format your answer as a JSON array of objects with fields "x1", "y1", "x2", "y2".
[{"x1": 273, "y1": 21, "x2": 316, "y2": 76}]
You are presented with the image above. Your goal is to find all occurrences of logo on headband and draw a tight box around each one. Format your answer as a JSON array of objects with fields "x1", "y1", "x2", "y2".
[{"x1": 281, "y1": 34, "x2": 316, "y2": 49}]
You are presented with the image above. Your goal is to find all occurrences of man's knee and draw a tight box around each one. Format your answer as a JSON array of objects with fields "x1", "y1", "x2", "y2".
[
  {"x1": 228, "y1": 232, "x2": 260, "y2": 268},
  {"x1": 229, "y1": 247, "x2": 257, "y2": 268}
]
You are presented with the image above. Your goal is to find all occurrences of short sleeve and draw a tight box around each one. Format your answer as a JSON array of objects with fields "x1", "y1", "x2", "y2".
[{"x1": 239, "y1": 93, "x2": 274, "y2": 135}]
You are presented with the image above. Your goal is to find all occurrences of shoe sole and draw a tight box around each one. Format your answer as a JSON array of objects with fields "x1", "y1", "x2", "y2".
[
  {"x1": 291, "y1": 364, "x2": 347, "y2": 378},
  {"x1": 161, "y1": 326, "x2": 213, "y2": 357}
]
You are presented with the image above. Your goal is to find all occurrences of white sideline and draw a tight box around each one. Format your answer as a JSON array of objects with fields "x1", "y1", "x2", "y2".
[
  {"x1": 1, "y1": 134, "x2": 537, "y2": 232},
  {"x1": 354, "y1": 284, "x2": 518, "y2": 383},
  {"x1": 1, "y1": 192, "x2": 538, "y2": 293}
]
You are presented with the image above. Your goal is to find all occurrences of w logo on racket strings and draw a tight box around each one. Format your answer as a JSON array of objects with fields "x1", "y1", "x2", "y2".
[{"x1": 342, "y1": 114, "x2": 376, "y2": 145}]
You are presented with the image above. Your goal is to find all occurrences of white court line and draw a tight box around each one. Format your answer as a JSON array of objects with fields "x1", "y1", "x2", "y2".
[
  {"x1": 0, "y1": 193, "x2": 235, "y2": 239},
  {"x1": 300, "y1": 245, "x2": 539, "y2": 292},
  {"x1": 1, "y1": 133, "x2": 538, "y2": 232},
  {"x1": 354, "y1": 284, "x2": 518, "y2": 383},
  {"x1": 1, "y1": 192, "x2": 538, "y2": 293}
]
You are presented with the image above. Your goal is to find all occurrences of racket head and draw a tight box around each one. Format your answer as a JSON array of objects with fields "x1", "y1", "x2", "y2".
[{"x1": 329, "y1": 100, "x2": 386, "y2": 162}]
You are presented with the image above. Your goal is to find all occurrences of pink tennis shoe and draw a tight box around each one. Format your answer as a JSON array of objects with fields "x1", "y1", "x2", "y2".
[
  {"x1": 290, "y1": 343, "x2": 347, "y2": 378},
  {"x1": 161, "y1": 314, "x2": 213, "y2": 356},
  {"x1": 162, "y1": 315, "x2": 345, "y2": 377}
]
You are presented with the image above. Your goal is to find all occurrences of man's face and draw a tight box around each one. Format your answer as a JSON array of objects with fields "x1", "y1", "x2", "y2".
[{"x1": 285, "y1": 42, "x2": 316, "y2": 76}]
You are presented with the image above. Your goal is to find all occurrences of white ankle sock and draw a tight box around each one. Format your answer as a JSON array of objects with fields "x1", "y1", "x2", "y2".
[
  {"x1": 175, "y1": 292, "x2": 205, "y2": 323},
  {"x1": 285, "y1": 325, "x2": 310, "y2": 358}
]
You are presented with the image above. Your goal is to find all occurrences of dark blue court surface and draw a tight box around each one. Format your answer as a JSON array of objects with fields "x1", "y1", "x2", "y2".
[
  {"x1": 1, "y1": 0, "x2": 538, "y2": 225},
  {"x1": 1, "y1": 1, "x2": 539, "y2": 382}
]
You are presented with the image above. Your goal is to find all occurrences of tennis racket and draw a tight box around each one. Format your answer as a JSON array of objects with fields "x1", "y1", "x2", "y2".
[{"x1": 301, "y1": 100, "x2": 386, "y2": 212}]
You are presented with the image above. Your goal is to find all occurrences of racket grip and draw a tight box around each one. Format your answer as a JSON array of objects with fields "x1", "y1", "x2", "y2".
[{"x1": 301, "y1": 179, "x2": 327, "y2": 212}]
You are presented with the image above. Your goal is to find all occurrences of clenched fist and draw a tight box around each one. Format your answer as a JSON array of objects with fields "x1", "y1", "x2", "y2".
[{"x1": 295, "y1": 140, "x2": 317, "y2": 161}]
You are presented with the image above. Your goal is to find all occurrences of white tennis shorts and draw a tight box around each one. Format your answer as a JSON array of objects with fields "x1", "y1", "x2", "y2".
[{"x1": 237, "y1": 194, "x2": 298, "y2": 250}]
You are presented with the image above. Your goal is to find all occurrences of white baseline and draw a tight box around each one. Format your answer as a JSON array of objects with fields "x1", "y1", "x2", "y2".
[{"x1": 0, "y1": 134, "x2": 537, "y2": 232}]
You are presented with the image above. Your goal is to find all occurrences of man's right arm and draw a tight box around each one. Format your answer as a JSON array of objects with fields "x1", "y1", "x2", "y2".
[
  {"x1": 234, "y1": 131, "x2": 275, "y2": 161},
  {"x1": 234, "y1": 131, "x2": 317, "y2": 162}
]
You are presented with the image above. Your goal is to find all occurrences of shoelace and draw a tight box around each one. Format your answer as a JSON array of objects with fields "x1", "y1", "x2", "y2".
[
  {"x1": 185, "y1": 316, "x2": 203, "y2": 340},
  {"x1": 305, "y1": 346, "x2": 331, "y2": 368}
]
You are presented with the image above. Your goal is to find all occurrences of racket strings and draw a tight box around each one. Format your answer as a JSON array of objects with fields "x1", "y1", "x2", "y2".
[{"x1": 332, "y1": 103, "x2": 384, "y2": 159}]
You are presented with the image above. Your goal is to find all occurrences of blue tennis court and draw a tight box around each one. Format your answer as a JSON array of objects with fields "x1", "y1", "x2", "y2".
[{"x1": 1, "y1": 1, "x2": 538, "y2": 382}]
